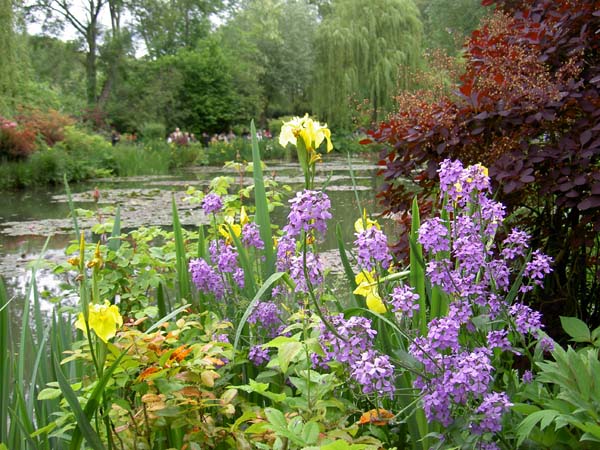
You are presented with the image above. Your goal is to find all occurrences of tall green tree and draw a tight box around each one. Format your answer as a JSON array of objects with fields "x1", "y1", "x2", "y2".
[
  {"x1": 26, "y1": 0, "x2": 107, "y2": 106},
  {"x1": 129, "y1": 0, "x2": 226, "y2": 58},
  {"x1": 219, "y1": 0, "x2": 318, "y2": 122},
  {"x1": 106, "y1": 38, "x2": 237, "y2": 133},
  {"x1": 312, "y1": 0, "x2": 423, "y2": 129},
  {"x1": 0, "y1": 0, "x2": 19, "y2": 113},
  {"x1": 418, "y1": 0, "x2": 491, "y2": 55},
  {"x1": 27, "y1": 35, "x2": 87, "y2": 112}
]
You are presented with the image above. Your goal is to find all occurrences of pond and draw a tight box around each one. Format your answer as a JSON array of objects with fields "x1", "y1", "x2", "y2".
[{"x1": 0, "y1": 156, "x2": 388, "y2": 318}]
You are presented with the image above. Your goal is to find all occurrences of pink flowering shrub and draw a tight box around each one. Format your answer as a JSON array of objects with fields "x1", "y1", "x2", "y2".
[{"x1": 0, "y1": 116, "x2": 37, "y2": 160}]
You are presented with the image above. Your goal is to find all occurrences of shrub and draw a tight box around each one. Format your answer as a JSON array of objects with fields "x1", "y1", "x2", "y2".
[
  {"x1": 15, "y1": 107, "x2": 74, "y2": 146},
  {"x1": 140, "y1": 121, "x2": 166, "y2": 141},
  {"x1": 0, "y1": 116, "x2": 37, "y2": 160},
  {"x1": 368, "y1": 0, "x2": 600, "y2": 331},
  {"x1": 56, "y1": 125, "x2": 112, "y2": 154}
]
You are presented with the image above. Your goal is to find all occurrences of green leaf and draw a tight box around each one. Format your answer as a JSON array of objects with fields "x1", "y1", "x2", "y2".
[
  {"x1": 264, "y1": 407, "x2": 288, "y2": 434},
  {"x1": 107, "y1": 206, "x2": 121, "y2": 251},
  {"x1": 277, "y1": 341, "x2": 303, "y2": 374},
  {"x1": 250, "y1": 120, "x2": 275, "y2": 276},
  {"x1": 301, "y1": 421, "x2": 319, "y2": 445},
  {"x1": 264, "y1": 408, "x2": 304, "y2": 446},
  {"x1": 54, "y1": 356, "x2": 106, "y2": 450},
  {"x1": 233, "y1": 271, "x2": 290, "y2": 355},
  {"x1": 560, "y1": 316, "x2": 591, "y2": 342},
  {"x1": 317, "y1": 441, "x2": 368, "y2": 450},
  {"x1": 172, "y1": 197, "x2": 192, "y2": 307},
  {"x1": 409, "y1": 197, "x2": 427, "y2": 335},
  {"x1": 37, "y1": 388, "x2": 63, "y2": 401},
  {"x1": 516, "y1": 410, "x2": 560, "y2": 447}
]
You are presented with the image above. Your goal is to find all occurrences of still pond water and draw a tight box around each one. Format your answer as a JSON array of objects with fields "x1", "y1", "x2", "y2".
[{"x1": 0, "y1": 157, "x2": 389, "y2": 317}]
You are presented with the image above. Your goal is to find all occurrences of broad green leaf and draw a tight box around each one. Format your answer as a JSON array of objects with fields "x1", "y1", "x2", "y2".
[
  {"x1": 301, "y1": 421, "x2": 320, "y2": 445},
  {"x1": 560, "y1": 316, "x2": 591, "y2": 342},
  {"x1": 37, "y1": 388, "x2": 62, "y2": 401},
  {"x1": 277, "y1": 341, "x2": 303, "y2": 374}
]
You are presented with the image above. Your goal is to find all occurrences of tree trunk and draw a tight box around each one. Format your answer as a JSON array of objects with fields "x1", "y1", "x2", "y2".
[{"x1": 86, "y1": 24, "x2": 98, "y2": 105}]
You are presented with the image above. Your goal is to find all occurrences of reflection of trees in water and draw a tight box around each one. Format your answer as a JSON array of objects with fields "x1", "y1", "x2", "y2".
[{"x1": 4, "y1": 261, "x2": 79, "y2": 346}]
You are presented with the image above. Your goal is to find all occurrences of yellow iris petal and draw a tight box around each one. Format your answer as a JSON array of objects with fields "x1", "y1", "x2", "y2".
[
  {"x1": 76, "y1": 301, "x2": 123, "y2": 343},
  {"x1": 366, "y1": 291, "x2": 387, "y2": 314},
  {"x1": 354, "y1": 209, "x2": 380, "y2": 233},
  {"x1": 354, "y1": 271, "x2": 386, "y2": 313},
  {"x1": 240, "y1": 206, "x2": 249, "y2": 226},
  {"x1": 219, "y1": 223, "x2": 241, "y2": 243}
]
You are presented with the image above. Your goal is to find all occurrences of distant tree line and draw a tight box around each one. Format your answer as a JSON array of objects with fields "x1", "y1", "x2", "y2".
[{"x1": 1, "y1": 0, "x2": 492, "y2": 134}]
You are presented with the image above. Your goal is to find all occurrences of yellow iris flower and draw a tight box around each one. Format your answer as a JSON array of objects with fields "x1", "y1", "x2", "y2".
[
  {"x1": 279, "y1": 114, "x2": 333, "y2": 157},
  {"x1": 354, "y1": 209, "x2": 381, "y2": 233},
  {"x1": 75, "y1": 301, "x2": 123, "y2": 343},
  {"x1": 219, "y1": 222, "x2": 242, "y2": 244},
  {"x1": 353, "y1": 271, "x2": 387, "y2": 314}
]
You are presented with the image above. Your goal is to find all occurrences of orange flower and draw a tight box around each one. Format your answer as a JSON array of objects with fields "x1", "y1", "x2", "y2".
[{"x1": 358, "y1": 408, "x2": 395, "y2": 426}]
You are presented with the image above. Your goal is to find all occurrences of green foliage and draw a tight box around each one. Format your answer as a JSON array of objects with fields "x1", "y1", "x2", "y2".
[
  {"x1": 418, "y1": 0, "x2": 492, "y2": 55},
  {"x1": 26, "y1": 35, "x2": 87, "y2": 114},
  {"x1": 108, "y1": 40, "x2": 239, "y2": 135},
  {"x1": 218, "y1": 0, "x2": 318, "y2": 121},
  {"x1": 128, "y1": 0, "x2": 225, "y2": 58},
  {"x1": 313, "y1": 0, "x2": 423, "y2": 130},
  {"x1": 0, "y1": 0, "x2": 19, "y2": 114},
  {"x1": 516, "y1": 319, "x2": 600, "y2": 448},
  {"x1": 140, "y1": 121, "x2": 166, "y2": 141}
]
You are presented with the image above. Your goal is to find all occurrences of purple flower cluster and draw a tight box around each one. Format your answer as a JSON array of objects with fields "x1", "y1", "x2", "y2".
[
  {"x1": 438, "y1": 159, "x2": 490, "y2": 207},
  {"x1": 201, "y1": 193, "x2": 223, "y2": 214},
  {"x1": 408, "y1": 160, "x2": 554, "y2": 445},
  {"x1": 283, "y1": 189, "x2": 332, "y2": 239},
  {"x1": 189, "y1": 258, "x2": 224, "y2": 299},
  {"x1": 523, "y1": 250, "x2": 553, "y2": 287},
  {"x1": 209, "y1": 240, "x2": 239, "y2": 273},
  {"x1": 411, "y1": 345, "x2": 494, "y2": 427},
  {"x1": 471, "y1": 392, "x2": 512, "y2": 435},
  {"x1": 276, "y1": 235, "x2": 297, "y2": 272},
  {"x1": 289, "y1": 252, "x2": 323, "y2": 292},
  {"x1": 242, "y1": 222, "x2": 264, "y2": 249},
  {"x1": 248, "y1": 345, "x2": 270, "y2": 366},
  {"x1": 316, "y1": 314, "x2": 395, "y2": 398},
  {"x1": 189, "y1": 239, "x2": 244, "y2": 299},
  {"x1": 354, "y1": 226, "x2": 392, "y2": 271},
  {"x1": 418, "y1": 217, "x2": 449, "y2": 253},
  {"x1": 390, "y1": 285, "x2": 420, "y2": 318},
  {"x1": 351, "y1": 350, "x2": 395, "y2": 396},
  {"x1": 248, "y1": 301, "x2": 283, "y2": 338},
  {"x1": 501, "y1": 229, "x2": 529, "y2": 260},
  {"x1": 509, "y1": 303, "x2": 543, "y2": 335}
]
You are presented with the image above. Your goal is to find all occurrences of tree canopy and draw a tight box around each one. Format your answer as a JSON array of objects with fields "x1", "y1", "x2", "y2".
[
  {"x1": 313, "y1": 0, "x2": 423, "y2": 130},
  {"x1": 11, "y1": 0, "x2": 493, "y2": 133}
]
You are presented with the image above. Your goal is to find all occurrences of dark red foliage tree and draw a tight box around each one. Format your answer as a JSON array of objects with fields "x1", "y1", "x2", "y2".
[{"x1": 368, "y1": 0, "x2": 600, "y2": 329}]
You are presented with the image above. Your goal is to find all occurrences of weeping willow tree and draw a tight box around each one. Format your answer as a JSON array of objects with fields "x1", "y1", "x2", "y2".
[
  {"x1": 0, "y1": 0, "x2": 18, "y2": 114},
  {"x1": 313, "y1": 0, "x2": 423, "y2": 129}
]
